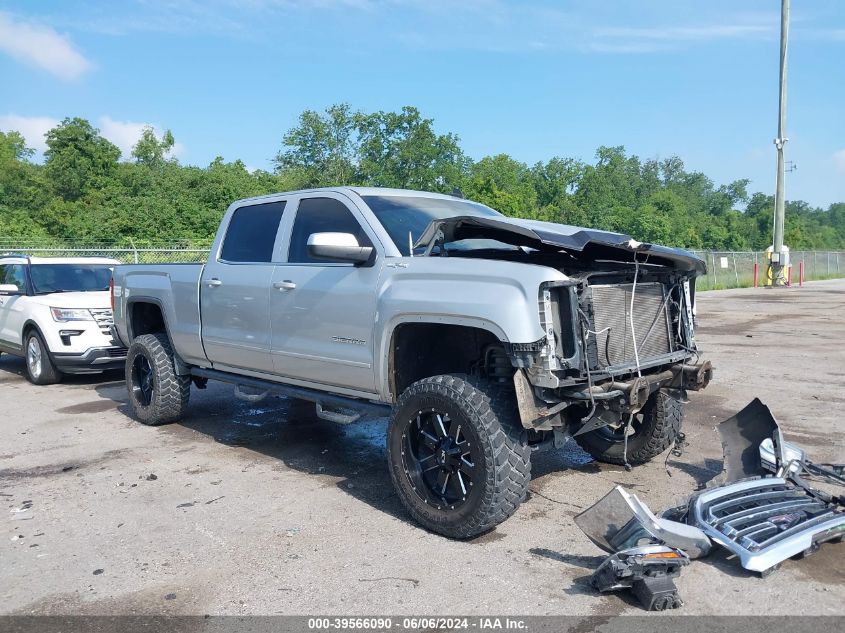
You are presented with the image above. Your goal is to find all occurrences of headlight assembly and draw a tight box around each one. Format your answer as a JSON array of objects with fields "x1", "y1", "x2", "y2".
[{"x1": 50, "y1": 307, "x2": 94, "y2": 322}]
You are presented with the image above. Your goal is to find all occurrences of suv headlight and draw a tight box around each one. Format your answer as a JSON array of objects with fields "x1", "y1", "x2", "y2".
[{"x1": 51, "y1": 307, "x2": 94, "y2": 322}]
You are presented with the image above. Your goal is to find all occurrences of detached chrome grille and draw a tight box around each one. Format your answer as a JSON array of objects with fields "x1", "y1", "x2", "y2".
[
  {"x1": 89, "y1": 308, "x2": 114, "y2": 334},
  {"x1": 588, "y1": 282, "x2": 672, "y2": 369},
  {"x1": 690, "y1": 478, "x2": 845, "y2": 572}
]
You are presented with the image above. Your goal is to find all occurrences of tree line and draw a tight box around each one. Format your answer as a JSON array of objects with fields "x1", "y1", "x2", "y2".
[{"x1": 1, "y1": 104, "x2": 843, "y2": 251}]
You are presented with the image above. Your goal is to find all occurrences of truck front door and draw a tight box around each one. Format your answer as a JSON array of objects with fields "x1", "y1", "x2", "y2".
[
  {"x1": 269, "y1": 194, "x2": 381, "y2": 393},
  {"x1": 200, "y1": 200, "x2": 287, "y2": 374}
]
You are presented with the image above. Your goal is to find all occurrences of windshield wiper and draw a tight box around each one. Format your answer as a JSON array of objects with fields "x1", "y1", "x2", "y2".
[{"x1": 33, "y1": 289, "x2": 69, "y2": 295}]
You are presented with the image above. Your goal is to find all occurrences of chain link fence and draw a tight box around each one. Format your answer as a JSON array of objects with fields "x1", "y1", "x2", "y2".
[
  {"x1": 691, "y1": 250, "x2": 845, "y2": 290},
  {"x1": 0, "y1": 241, "x2": 211, "y2": 264},
  {"x1": 1, "y1": 242, "x2": 843, "y2": 291}
]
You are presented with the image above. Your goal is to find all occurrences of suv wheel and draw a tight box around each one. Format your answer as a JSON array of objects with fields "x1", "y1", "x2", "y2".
[
  {"x1": 387, "y1": 375, "x2": 531, "y2": 539},
  {"x1": 126, "y1": 333, "x2": 191, "y2": 425},
  {"x1": 24, "y1": 330, "x2": 62, "y2": 385},
  {"x1": 574, "y1": 388, "x2": 683, "y2": 466}
]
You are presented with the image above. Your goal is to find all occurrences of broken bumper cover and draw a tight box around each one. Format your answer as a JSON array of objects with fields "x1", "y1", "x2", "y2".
[
  {"x1": 574, "y1": 486, "x2": 712, "y2": 559},
  {"x1": 688, "y1": 477, "x2": 845, "y2": 573}
]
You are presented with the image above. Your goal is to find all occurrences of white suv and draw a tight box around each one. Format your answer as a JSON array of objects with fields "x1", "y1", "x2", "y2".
[{"x1": 0, "y1": 255, "x2": 126, "y2": 384}]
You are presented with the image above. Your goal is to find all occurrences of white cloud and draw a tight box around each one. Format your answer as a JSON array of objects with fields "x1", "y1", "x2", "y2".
[
  {"x1": 98, "y1": 116, "x2": 185, "y2": 160},
  {"x1": 0, "y1": 12, "x2": 93, "y2": 80},
  {"x1": 594, "y1": 24, "x2": 773, "y2": 42},
  {"x1": 0, "y1": 114, "x2": 185, "y2": 160},
  {"x1": 0, "y1": 114, "x2": 59, "y2": 153},
  {"x1": 833, "y1": 149, "x2": 845, "y2": 175}
]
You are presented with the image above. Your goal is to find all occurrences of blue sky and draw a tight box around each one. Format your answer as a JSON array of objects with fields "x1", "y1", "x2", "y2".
[{"x1": 1, "y1": 0, "x2": 844, "y2": 207}]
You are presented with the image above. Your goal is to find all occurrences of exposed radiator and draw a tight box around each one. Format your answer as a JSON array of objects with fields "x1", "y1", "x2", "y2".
[{"x1": 588, "y1": 282, "x2": 672, "y2": 369}]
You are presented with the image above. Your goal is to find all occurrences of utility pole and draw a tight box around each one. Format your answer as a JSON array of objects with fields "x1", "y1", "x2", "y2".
[{"x1": 769, "y1": 0, "x2": 790, "y2": 286}]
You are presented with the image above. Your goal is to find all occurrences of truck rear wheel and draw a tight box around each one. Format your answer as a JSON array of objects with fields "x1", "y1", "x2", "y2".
[
  {"x1": 574, "y1": 389, "x2": 683, "y2": 466},
  {"x1": 387, "y1": 375, "x2": 531, "y2": 539},
  {"x1": 126, "y1": 333, "x2": 190, "y2": 426}
]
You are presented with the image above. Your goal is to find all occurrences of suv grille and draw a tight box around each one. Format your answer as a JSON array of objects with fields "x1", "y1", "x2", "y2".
[
  {"x1": 89, "y1": 308, "x2": 114, "y2": 334},
  {"x1": 588, "y1": 282, "x2": 672, "y2": 369}
]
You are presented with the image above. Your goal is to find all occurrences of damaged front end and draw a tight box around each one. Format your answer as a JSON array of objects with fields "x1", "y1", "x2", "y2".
[
  {"x1": 514, "y1": 272, "x2": 711, "y2": 434},
  {"x1": 414, "y1": 215, "x2": 712, "y2": 437}
]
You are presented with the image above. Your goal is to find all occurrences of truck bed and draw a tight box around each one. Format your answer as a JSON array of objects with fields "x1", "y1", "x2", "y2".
[{"x1": 112, "y1": 263, "x2": 207, "y2": 366}]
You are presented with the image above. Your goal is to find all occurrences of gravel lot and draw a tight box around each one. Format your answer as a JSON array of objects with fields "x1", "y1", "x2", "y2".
[{"x1": 2, "y1": 280, "x2": 844, "y2": 616}]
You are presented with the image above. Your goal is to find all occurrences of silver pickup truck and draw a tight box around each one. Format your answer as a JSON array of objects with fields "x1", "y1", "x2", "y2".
[{"x1": 111, "y1": 187, "x2": 711, "y2": 538}]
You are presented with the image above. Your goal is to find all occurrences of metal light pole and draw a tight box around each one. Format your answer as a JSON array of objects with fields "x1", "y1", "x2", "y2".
[{"x1": 769, "y1": 0, "x2": 790, "y2": 286}]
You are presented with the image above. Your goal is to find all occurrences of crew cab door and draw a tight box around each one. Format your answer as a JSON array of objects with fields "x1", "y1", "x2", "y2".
[
  {"x1": 200, "y1": 200, "x2": 287, "y2": 374},
  {"x1": 0, "y1": 263, "x2": 28, "y2": 351},
  {"x1": 269, "y1": 194, "x2": 381, "y2": 392}
]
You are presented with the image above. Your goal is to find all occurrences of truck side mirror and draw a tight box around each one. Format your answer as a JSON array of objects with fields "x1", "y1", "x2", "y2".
[
  {"x1": 307, "y1": 233, "x2": 373, "y2": 265},
  {"x1": 0, "y1": 284, "x2": 20, "y2": 294}
]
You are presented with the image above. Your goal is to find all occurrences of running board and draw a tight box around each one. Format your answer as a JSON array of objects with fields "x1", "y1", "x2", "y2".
[{"x1": 190, "y1": 367, "x2": 390, "y2": 419}]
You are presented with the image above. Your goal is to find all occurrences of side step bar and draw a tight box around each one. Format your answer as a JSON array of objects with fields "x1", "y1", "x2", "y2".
[{"x1": 191, "y1": 367, "x2": 391, "y2": 418}]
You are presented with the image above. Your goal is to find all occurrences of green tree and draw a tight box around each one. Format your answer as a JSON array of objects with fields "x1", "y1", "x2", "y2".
[
  {"x1": 132, "y1": 126, "x2": 176, "y2": 167},
  {"x1": 44, "y1": 117, "x2": 120, "y2": 201},
  {"x1": 357, "y1": 106, "x2": 467, "y2": 191},
  {"x1": 273, "y1": 103, "x2": 359, "y2": 187}
]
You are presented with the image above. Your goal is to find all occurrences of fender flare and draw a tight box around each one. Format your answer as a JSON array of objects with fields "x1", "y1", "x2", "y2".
[{"x1": 375, "y1": 313, "x2": 509, "y2": 401}]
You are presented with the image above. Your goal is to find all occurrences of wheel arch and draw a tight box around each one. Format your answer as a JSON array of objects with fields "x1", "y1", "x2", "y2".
[
  {"x1": 22, "y1": 318, "x2": 46, "y2": 344},
  {"x1": 380, "y1": 317, "x2": 507, "y2": 402},
  {"x1": 126, "y1": 297, "x2": 169, "y2": 341}
]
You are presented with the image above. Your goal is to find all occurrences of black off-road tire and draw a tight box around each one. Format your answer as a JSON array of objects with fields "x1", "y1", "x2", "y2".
[
  {"x1": 387, "y1": 374, "x2": 531, "y2": 539},
  {"x1": 574, "y1": 389, "x2": 683, "y2": 466},
  {"x1": 125, "y1": 333, "x2": 190, "y2": 426},
  {"x1": 23, "y1": 329, "x2": 62, "y2": 385}
]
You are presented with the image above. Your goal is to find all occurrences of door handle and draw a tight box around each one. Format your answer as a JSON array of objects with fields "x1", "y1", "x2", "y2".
[
  {"x1": 205, "y1": 278, "x2": 222, "y2": 288},
  {"x1": 273, "y1": 280, "x2": 296, "y2": 291}
]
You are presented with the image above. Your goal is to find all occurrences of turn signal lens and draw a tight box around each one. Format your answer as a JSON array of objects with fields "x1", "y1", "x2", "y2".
[{"x1": 644, "y1": 551, "x2": 684, "y2": 559}]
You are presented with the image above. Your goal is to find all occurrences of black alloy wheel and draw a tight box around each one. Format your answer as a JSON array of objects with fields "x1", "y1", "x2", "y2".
[{"x1": 400, "y1": 408, "x2": 481, "y2": 511}]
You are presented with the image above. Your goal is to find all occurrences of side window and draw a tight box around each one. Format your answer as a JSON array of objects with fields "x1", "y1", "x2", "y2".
[
  {"x1": 220, "y1": 201, "x2": 286, "y2": 263},
  {"x1": 288, "y1": 198, "x2": 373, "y2": 264},
  {"x1": 0, "y1": 264, "x2": 26, "y2": 291}
]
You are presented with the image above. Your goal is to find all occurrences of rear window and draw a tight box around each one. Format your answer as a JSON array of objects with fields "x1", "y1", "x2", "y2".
[{"x1": 220, "y1": 201, "x2": 286, "y2": 263}]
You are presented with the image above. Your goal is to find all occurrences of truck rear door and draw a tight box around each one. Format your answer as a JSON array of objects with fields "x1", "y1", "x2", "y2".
[{"x1": 200, "y1": 200, "x2": 287, "y2": 374}]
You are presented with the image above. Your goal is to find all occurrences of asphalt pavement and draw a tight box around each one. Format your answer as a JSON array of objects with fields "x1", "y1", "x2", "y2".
[{"x1": 1, "y1": 280, "x2": 843, "y2": 616}]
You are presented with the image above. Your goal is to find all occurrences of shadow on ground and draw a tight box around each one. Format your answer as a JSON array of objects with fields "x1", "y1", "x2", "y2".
[{"x1": 93, "y1": 380, "x2": 607, "y2": 532}]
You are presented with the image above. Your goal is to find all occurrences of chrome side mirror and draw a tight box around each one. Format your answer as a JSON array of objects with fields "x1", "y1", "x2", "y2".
[{"x1": 306, "y1": 232, "x2": 373, "y2": 265}]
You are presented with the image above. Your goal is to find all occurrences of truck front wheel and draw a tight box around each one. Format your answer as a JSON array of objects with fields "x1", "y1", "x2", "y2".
[
  {"x1": 387, "y1": 375, "x2": 531, "y2": 539},
  {"x1": 573, "y1": 388, "x2": 683, "y2": 466},
  {"x1": 126, "y1": 333, "x2": 190, "y2": 426}
]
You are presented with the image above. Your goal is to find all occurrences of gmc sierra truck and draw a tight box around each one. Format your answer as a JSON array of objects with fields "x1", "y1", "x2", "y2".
[{"x1": 111, "y1": 187, "x2": 711, "y2": 538}]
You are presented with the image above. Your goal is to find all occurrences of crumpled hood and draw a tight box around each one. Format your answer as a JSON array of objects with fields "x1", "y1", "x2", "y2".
[{"x1": 415, "y1": 215, "x2": 706, "y2": 274}]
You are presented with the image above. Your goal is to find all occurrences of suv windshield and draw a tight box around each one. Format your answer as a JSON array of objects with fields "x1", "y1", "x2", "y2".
[
  {"x1": 30, "y1": 264, "x2": 114, "y2": 295},
  {"x1": 363, "y1": 195, "x2": 505, "y2": 256}
]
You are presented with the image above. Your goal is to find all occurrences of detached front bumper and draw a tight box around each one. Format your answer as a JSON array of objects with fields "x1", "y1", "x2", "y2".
[{"x1": 52, "y1": 346, "x2": 127, "y2": 374}]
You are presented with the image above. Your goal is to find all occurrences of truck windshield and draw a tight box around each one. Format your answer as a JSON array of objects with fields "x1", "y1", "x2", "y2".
[
  {"x1": 30, "y1": 265, "x2": 114, "y2": 295},
  {"x1": 363, "y1": 195, "x2": 505, "y2": 256}
]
